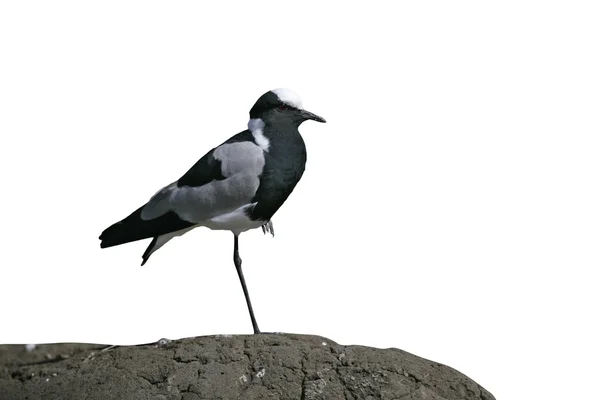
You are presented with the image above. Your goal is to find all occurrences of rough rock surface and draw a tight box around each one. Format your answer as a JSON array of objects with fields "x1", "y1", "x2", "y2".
[{"x1": 0, "y1": 334, "x2": 495, "y2": 400}]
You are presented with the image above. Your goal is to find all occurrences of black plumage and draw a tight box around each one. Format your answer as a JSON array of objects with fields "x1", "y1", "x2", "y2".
[
  {"x1": 247, "y1": 125, "x2": 308, "y2": 222},
  {"x1": 100, "y1": 207, "x2": 194, "y2": 249}
]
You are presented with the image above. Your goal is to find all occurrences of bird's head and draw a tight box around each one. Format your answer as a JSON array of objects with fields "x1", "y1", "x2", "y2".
[{"x1": 249, "y1": 88, "x2": 326, "y2": 128}]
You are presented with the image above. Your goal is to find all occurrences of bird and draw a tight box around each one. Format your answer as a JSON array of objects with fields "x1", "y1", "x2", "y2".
[{"x1": 99, "y1": 88, "x2": 326, "y2": 334}]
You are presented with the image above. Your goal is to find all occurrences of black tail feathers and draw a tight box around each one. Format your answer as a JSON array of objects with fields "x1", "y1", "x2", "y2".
[{"x1": 99, "y1": 206, "x2": 194, "y2": 249}]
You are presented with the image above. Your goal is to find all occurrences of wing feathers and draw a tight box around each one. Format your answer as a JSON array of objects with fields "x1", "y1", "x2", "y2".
[
  {"x1": 140, "y1": 182, "x2": 177, "y2": 220},
  {"x1": 100, "y1": 132, "x2": 268, "y2": 250},
  {"x1": 99, "y1": 206, "x2": 194, "y2": 248}
]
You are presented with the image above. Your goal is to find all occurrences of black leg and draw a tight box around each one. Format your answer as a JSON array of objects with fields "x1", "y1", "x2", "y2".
[{"x1": 233, "y1": 234, "x2": 261, "y2": 334}]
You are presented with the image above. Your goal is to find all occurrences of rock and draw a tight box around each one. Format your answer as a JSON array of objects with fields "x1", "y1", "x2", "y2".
[{"x1": 0, "y1": 334, "x2": 495, "y2": 400}]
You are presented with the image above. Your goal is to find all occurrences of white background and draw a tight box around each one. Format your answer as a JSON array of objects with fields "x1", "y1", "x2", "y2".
[{"x1": 1, "y1": 1, "x2": 599, "y2": 399}]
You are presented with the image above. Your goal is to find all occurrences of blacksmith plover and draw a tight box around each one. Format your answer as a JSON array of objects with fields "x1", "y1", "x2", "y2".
[{"x1": 99, "y1": 88, "x2": 326, "y2": 334}]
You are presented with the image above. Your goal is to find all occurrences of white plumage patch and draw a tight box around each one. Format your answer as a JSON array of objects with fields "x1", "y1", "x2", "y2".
[
  {"x1": 204, "y1": 203, "x2": 264, "y2": 235},
  {"x1": 272, "y1": 88, "x2": 303, "y2": 109},
  {"x1": 145, "y1": 226, "x2": 195, "y2": 259},
  {"x1": 248, "y1": 118, "x2": 270, "y2": 152}
]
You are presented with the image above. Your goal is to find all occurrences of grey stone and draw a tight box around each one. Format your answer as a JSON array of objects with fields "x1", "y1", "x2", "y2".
[{"x1": 0, "y1": 334, "x2": 495, "y2": 400}]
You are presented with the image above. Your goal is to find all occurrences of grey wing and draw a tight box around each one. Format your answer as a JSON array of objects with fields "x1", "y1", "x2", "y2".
[{"x1": 140, "y1": 141, "x2": 266, "y2": 224}]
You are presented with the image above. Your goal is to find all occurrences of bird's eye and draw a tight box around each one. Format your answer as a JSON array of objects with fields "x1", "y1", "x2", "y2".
[{"x1": 277, "y1": 105, "x2": 288, "y2": 111}]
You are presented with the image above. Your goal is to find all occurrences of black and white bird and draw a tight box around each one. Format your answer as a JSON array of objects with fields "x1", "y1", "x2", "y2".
[{"x1": 99, "y1": 88, "x2": 326, "y2": 334}]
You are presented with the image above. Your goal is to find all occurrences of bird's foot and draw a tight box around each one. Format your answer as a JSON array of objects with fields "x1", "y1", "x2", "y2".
[{"x1": 261, "y1": 220, "x2": 274, "y2": 236}]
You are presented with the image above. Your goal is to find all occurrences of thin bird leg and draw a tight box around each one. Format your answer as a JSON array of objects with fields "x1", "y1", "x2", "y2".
[{"x1": 233, "y1": 234, "x2": 261, "y2": 334}]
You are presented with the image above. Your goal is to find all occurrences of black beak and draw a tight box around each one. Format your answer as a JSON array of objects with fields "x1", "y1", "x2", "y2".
[{"x1": 299, "y1": 109, "x2": 326, "y2": 123}]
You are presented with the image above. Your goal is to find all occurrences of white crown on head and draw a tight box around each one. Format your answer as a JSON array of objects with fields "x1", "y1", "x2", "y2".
[{"x1": 272, "y1": 88, "x2": 303, "y2": 109}]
